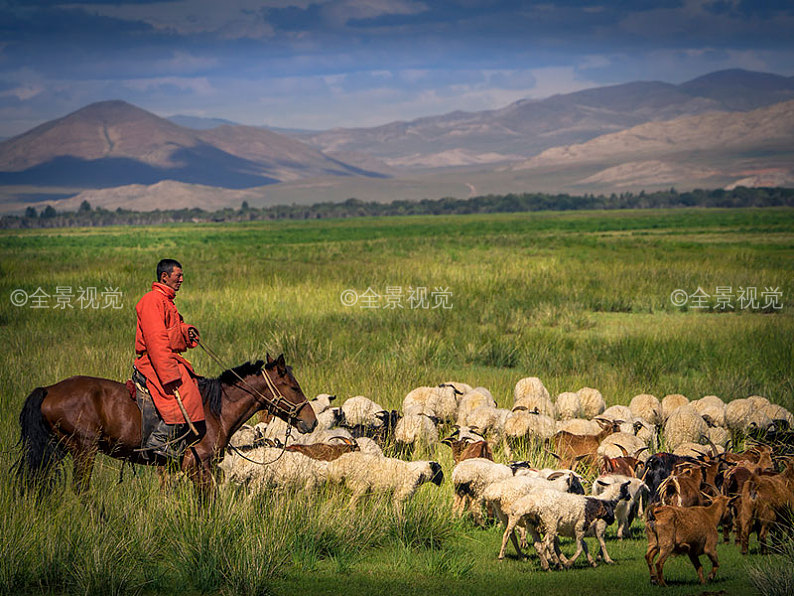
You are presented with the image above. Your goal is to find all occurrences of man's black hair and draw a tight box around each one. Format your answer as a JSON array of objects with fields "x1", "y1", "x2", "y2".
[{"x1": 157, "y1": 259, "x2": 182, "y2": 282}]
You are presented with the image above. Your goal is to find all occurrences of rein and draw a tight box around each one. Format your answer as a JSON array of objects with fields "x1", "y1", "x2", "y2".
[{"x1": 196, "y1": 339, "x2": 306, "y2": 466}]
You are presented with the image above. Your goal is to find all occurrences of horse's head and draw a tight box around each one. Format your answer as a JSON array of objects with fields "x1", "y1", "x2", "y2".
[{"x1": 263, "y1": 353, "x2": 317, "y2": 434}]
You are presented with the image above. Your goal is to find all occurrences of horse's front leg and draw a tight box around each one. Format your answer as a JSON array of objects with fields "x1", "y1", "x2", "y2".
[{"x1": 182, "y1": 444, "x2": 216, "y2": 503}]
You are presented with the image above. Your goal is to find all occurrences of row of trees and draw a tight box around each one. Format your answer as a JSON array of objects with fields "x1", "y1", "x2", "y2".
[{"x1": 3, "y1": 187, "x2": 793, "y2": 229}]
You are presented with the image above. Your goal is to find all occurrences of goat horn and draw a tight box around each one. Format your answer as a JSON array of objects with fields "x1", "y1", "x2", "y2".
[
  {"x1": 617, "y1": 444, "x2": 630, "y2": 457},
  {"x1": 701, "y1": 434, "x2": 719, "y2": 458},
  {"x1": 634, "y1": 446, "x2": 648, "y2": 457},
  {"x1": 548, "y1": 451, "x2": 561, "y2": 460}
]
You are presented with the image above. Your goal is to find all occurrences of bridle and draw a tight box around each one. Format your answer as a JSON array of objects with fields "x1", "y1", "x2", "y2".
[{"x1": 196, "y1": 339, "x2": 310, "y2": 425}]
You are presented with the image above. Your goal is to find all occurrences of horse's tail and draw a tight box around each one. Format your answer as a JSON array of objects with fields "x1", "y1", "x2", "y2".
[{"x1": 13, "y1": 387, "x2": 64, "y2": 494}]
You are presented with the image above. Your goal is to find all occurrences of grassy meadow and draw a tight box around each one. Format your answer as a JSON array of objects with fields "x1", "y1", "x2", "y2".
[{"x1": 1, "y1": 207, "x2": 793, "y2": 595}]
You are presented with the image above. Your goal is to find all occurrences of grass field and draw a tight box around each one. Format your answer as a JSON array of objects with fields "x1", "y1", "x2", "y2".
[{"x1": 1, "y1": 207, "x2": 793, "y2": 595}]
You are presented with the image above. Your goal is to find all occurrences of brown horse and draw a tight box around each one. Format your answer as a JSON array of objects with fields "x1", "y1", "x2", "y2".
[{"x1": 14, "y1": 353, "x2": 317, "y2": 499}]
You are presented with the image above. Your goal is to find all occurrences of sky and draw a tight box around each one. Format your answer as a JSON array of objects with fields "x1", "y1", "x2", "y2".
[{"x1": 0, "y1": 0, "x2": 793, "y2": 137}]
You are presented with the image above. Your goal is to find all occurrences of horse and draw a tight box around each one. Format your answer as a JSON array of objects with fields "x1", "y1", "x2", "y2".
[{"x1": 14, "y1": 353, "x2": 317, "y2": 499}]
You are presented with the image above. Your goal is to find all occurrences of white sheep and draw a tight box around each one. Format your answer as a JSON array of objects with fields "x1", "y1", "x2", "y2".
[
  {"x1": 229, "y1": 424, "x2": 259, "y2": 449},
  {"x1": 591, "y1": 474, "x2": 648, "y2": 539},
  {"x1": 354, "y1": 436, "x2": 384, "y2": 457},
  {"x1": 555, "y1": 392, "x2": 582, "y2": 420},
  {"x1": 747, "y1": 395, "x2": 772, "y2": 410},
  {"x1": 498, "y1": 482, "x2": 630, "y2": 567},
  {"x1": 663, "y1": 404, "x2": 707, "y2": 450},
  {"x1": 597, "y1": 432, "x2": 649, "y2": 461},
  {"x1": 661, "y1": 394, "x2": 689, "y2": 421},
  {"x1": 219, "y1": 447, "x2": 329, "y2": 493},
  {"x1": 309, "y1": 393, "x2": 336, "y2": 415},
  {"x1": 394, "y1": 413, "x2": 439, "y2": 453},
  {"x1": 577, "y1": 387, "x2": 606, "y2": 419},
  {"x1": 342, "y1": 395, "x2": 387, "y2": 427},
  {"x1": 504, "y1": 411, "x2": 556, "y2": 442},
  {"x1": 725, "y1": 398, "x2": 750, "y2": 432},
  {"x1": 464, "y1": 406, "x2": 511, "y2": 438},
  {"x1": 692, "y1": 395, "x2": 726, "y2": 428},
  {"x1": 451, "y1": 458, "x2": 525, "y2": 523},
  {"x1": 762, "y1": 403, "x2": 794, "y2": 428},
  {"x1": 629, "y1": 394, "x2": 662, "y2": 426},
  {"x1": 314, "y1": 407, "x2": 345, "y2": 431},
  {"x1": 514, "y1": 377, "x2": 556, "y2": 418},
  {"x1": 456, "y1": 389, "x2": 497, "y2": 426},
  {"x1": 556, "y1": 418, "x2": 601, "y2": 435},
  {"x1": 706, "y1": 426, "x2": 730, "y2": 448},
  {"x1": 327, "y1": 452, "x2": 443, "y2": 508},
  {"x1": 403, "y1": 385, "x2": 459, "y2": 422},
  {"x1": 601, "y1": 405, "x2": 632, "y2": 423}
]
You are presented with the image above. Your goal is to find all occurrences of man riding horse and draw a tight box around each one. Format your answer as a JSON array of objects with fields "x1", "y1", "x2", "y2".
[{"x1": 133, "y1": 258, "x2": 203, "y2": 459}]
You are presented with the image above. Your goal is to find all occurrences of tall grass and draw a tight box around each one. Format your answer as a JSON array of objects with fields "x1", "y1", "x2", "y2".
[{"x1": 1, "y1": 208, "x2": 792, "y2": 594}]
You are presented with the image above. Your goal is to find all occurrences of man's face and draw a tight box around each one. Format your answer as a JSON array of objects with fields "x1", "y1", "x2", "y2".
[{"x1": 161, "y1": 266, "x2": 183, "y2": 292}]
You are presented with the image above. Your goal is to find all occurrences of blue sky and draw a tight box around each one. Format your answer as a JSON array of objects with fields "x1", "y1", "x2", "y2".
[{"x1": 1, "y1": 0, "x2": 793, "y2": 137}]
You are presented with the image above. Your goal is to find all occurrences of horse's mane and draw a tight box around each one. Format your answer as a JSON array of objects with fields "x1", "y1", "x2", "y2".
[{"x1": 197, "y1": 360, "x2": 265, "y2": 417}]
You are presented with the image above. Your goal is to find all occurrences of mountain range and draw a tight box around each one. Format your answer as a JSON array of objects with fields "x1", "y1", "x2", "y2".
[{"x1": 1, "y1": 69, "x2": 793, "y2": 212}]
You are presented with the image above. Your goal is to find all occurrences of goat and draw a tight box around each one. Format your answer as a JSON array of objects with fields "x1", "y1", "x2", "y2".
[
  {"x1": 549, "y1": 418, "x2": 621, "y2": 470},
  {"x1": 737, "y1": 469, "x2": 794, "y2": 554},
  {"x1": 285, "y1": 436, "x2": 359, "y2": 461},
  {"x1": 645, "y1": 495, "x2": 733, "y2": 586},
  {"x1": 441, "y1": 435, "x2": 494, "y2": 464}
]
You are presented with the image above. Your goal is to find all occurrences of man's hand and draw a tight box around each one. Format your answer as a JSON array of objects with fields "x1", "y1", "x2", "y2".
[
  {"x1": 164, "y1": 380, "x2": 181, "y2": 394},
  {"x1": 187, "y1": 326, "x2": 200, "y2": 342}
]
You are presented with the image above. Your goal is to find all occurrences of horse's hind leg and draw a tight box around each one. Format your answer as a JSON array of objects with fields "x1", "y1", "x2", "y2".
[{"x1": 72, "y1": 446, "x2": 97, "y2": 495}]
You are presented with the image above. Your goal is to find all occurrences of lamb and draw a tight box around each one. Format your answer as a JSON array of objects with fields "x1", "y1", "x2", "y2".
[
  {"x1": 661, "y1": 394, "x2": 689, "y2": 422},
  {"x1": 663, "y1": 405, "x2": 708, "y2": 451},
  {"x1": 502, "y1": 482, "x2": 631, "y2": 568},
  {"x1": 327, "y1": 452, "x2": 443, "y2": 509},
  {"x1": 555, "y1": 392, "x2": 582, "y2": 420},
  {"x1": 645, "y1": 495, "x2": 733, "y2": 586},
  {"x1": 341, "y1": 395, "x2": 387, "y2": 427},
  {"x1": 576, "y1": 387, "x2": 606, "y2": 419},
  {"x1": 592, "y1": 474, "x2": 649, "y2": 538},
  {"x1": 394, "y1": 413, "x2": 439, "y2": 454},
  {"x1": 218, "y1": 447, "x2": 329, "y2": 493},
  {"x1": 629, "y1": 394, "x2": 662, "y2": 426}
]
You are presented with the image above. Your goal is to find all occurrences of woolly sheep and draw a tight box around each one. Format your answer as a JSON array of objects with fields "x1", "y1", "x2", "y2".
[
  {"x1": 327, "y1": 452, "x2": 443, "y2": 508},
  {"x1": 632, "y1": 419, "x2": 658, "y2": 449},
  {"x1": 403, "y1": 385, "x2": 459, "y2": 422},
  {"x1": 577, "y1": 387, "x2": 606, "y2": 419},
  {"x1": 591, "y1": 474, "x2": 648, "y2": 539},
  {"x1": 451, "y1": 458, "x2": 526, "y2": 523},
  {"x1": 725, "y1": 398, "x2": 750, "y2": 432},
  {"x1": 354, "y1": 436, "x2": 384, "y2": 457},
  {"x1": 661, "y1": 394, "x2": 689, "y2": 421},
  {"x1": 745, "y1": 409, "x2": 776, "y2": 434},
  {"x1": 394, "y1": 413, "x2": 439, "y2": 452},
  {"x1": 219, "y1": 448, "x2": 329, "y2": 492},
  {"x1": 514, "y1": 380, "x2": 556, "y2": 418},
  {"x1": 664, "y1": 405, "x2": 708, "y2": 450},
  {"x1": 342, "y1": 395, "x2": 387, "y2": 427},
  {"x1": 441, "y1": 381, "x2": 473, "y2": 395},
  {"x1": 747, "y1": 395, "x2": 772, "y2": 410},
  {"x1": 314, "y1": 407, "x2": 345, "y2": 431},
  {"x1": 555, "y1": 392, "x2": 582, "y2": 420},
  {"x1": 456, "y1": 389, "x2": 497, "y2": 425},
  {"x1": 403, "y1": 386, "x2": 436, "y2": 417},
  {"x1": 601, "y1": 405, "x2": 632, "y2": 423},
  {"x1": 597, "y1": 432, "x2": 649, "y2": 461},
  {"x1": 672, "y1": 442, "x2": 722, "y2": 458},
  {"x1": 629, "y1": 394, "x2": 662, "y2": 426},
  {"x1": 556, "y1": 418, "x2": 601, "y2": 435},
  {"x1": 229, "y1": 424, "x2": 259, "y2": 449},
  {"x1": 291, "y1": 427, "x2": 355, "y2": 445},
  {"x1": 762, "y1": 403, "x2": 794, "y2": 428},
  {"x1": 706, "y1": 426, "x2": 730, "y2": 448},
  {"x1": 464, "y1": 406, "x2": 511, "y2": 437},
  {"x1": 504, "y1": 411, "x2": 556, "y2": 441},
  {"x1": 309, "y1": 393, "x2": 336, "y2": 415},
  {"x1": 692, "y1": 395, "x2": 726, "y2": 428}
]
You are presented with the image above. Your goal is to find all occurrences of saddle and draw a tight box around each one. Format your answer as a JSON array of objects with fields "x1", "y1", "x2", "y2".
[{"x1": 131, "y1": 368, "x2": 161, "y2": 448}]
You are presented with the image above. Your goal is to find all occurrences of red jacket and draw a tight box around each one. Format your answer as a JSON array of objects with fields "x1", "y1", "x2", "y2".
[{"x1": 134, "y1": 282, "x2": 204, "y2": 424}]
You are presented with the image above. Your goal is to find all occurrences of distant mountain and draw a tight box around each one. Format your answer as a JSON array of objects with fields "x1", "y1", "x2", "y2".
[
  {"x1": 511, "y1": 100, "x2": 794, "y2": 189},
  {"x1": 167, "y1": 115, "x2": 240, "y2": 129},
  {"x1": 296, "y1": 69, "x2": 794, "y2": 168},
  {"x1": 0, "y1": 100, "x2": 384, "y2": 189}
]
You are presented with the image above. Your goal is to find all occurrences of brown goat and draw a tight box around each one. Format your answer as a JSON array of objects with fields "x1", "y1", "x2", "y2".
[
  {"x1": 285, "y1": 437, "x2": 359, "y2": 462},
  {"x1": 657, "y1": 473, "x2": 711, "y2": 508},
  {"x1": 645, "y1": 495, "x2": 733, "y2": 587},
  {"x1": 737, "y1": 467, "x2": 794, "y2": 554},
  {"x1": 441, "y1": 437, "x2": 494, "y2": 464},
  {"x1": 550, "y1": 419, "x2": 620, "y2": 470}
]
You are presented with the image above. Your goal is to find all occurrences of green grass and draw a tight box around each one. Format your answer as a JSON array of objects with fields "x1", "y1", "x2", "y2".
[{"x1": 1, "y1": 207, "x2": 793, "y2": 594}]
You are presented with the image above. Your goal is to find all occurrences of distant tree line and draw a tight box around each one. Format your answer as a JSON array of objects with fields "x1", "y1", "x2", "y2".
[{"x1": 3, "y1": 187, "x2": 793, "y2": 229}]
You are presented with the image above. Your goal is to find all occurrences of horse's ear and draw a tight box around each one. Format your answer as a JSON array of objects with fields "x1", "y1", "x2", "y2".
[
  {"x1": 276, "y1": 354, "x2": 286, "y2": 369},
  {"x1": 266, "y1": 353, "x2": 274, "y2": 364}
]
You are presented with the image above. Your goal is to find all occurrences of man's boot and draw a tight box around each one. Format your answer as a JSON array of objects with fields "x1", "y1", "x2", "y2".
[{"x1": 143, "y1": 419, "x2": 187, "y2": 460}]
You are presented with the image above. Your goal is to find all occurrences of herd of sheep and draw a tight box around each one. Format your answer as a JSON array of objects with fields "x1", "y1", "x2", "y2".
[{"x1": 218, "y1": 377, "x2": 794, "y2": 584}]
